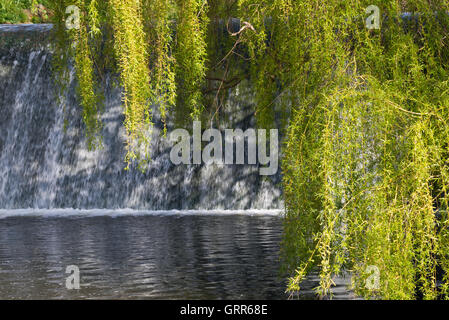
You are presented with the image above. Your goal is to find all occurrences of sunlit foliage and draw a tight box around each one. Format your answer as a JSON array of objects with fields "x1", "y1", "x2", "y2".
[
  {"x1": 46, "y1": 0, "x2": 449, "y2": 299},
  {"x1": 260, "y1": 0, "x2": 449, "y2": 299}
]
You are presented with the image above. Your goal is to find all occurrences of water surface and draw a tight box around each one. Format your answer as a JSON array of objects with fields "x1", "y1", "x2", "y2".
[{"x1": 0, "y1": 210, "x2": 288, "y2": 299}]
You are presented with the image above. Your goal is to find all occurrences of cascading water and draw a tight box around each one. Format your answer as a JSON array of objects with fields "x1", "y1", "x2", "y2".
[{"x1": 0, "y1": 24, "x2": 283, "y2": 210}]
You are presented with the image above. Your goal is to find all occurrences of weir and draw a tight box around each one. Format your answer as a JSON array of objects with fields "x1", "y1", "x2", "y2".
[{"x1": 0, "y1": 24, "x2": 282, "y2": 210}]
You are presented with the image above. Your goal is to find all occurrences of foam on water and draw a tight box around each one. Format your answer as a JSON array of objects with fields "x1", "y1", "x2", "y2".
[{"x1": 0, "y1": 208, "x2": 283, "y2": 219}]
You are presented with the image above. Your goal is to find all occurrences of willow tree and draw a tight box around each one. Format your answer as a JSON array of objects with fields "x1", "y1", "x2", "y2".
[
  {"x1": 262, "y1": 0, "x2": 449, "y2": 299},
  {"x1": 49, "y1": 0, "x2": 449, "y2": 299}
]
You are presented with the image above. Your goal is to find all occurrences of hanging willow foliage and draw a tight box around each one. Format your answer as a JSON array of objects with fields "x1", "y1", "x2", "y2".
[
  {"x1": 143, "y1": 0, "x2": 176, "y2": 135},
  {"x1": 110, "y1": 0, "x2": 153, "y2": 167},
  {"x1": 73, "y1": 0, "x2": 103, "y2": 150},
  {"x1": 174, "y1": 0, "x2": 209, "y2": 121},
  {"x1": 48, "y1": 0, "x2": 449, "y2": 299},
  {"x1": 50, "y1": 0, "x2": 208, "y2": 166},
  {"x1": 261, "y1": 0, "x2": 449, "y2": 299}
]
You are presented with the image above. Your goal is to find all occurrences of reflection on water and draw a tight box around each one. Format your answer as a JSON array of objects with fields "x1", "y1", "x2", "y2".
[
  {"x1": 0, "y1": 212, "x2": 356, "y2": 299},
  {"x1": 0, "y1": 213, "x2": 288, "y2": 299}
]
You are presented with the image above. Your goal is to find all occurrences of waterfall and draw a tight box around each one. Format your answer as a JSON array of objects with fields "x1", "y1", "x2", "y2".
[{"x1": 0, "y1": 25, "x2": 283, "y2": 210}]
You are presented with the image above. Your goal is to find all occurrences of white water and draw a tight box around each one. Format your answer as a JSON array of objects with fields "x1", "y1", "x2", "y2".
[
  {"x1": 0, "y1": 208, "x2": 283, "y2": 219},
  {"x1": 0, "y1": 25, "x2": 283, "y2": 210}
]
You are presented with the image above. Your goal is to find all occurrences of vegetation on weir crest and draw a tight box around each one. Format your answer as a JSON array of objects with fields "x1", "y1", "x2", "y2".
[
  {"x1": 0, "y1": 1, "x2": 52, "y2": 23},
  {"x1": 3, "y1": 0, "x2": 449, "y2": 300}
]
